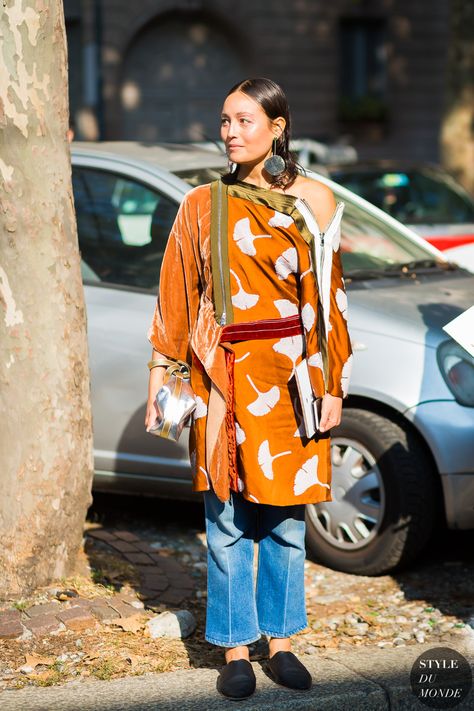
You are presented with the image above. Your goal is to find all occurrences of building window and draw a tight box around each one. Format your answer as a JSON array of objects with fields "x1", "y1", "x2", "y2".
[
  {"x1": 65, "y1": 19, "x2": 83, "y2": 124},
  {"x1": 339, "y1": 17, "x2": 388, "y2": 121}
]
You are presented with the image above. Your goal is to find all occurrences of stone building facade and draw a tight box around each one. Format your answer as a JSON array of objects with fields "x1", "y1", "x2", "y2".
[{"x1": 64, "y1": 0, "x2": 450, "y2": 162}]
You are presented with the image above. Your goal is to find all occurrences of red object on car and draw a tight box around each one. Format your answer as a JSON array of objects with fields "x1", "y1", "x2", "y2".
[{"x1": 425, "y1": 234, "x2": 474, "y2": 252}]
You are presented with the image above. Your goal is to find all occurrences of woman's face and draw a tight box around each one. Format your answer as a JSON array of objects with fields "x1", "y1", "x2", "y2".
[{"x1": 220, "y1": 91, "x2": 283, "y2": 166}]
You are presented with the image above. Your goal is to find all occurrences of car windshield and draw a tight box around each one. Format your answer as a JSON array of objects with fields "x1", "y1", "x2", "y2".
[
  {"x1": 174, "y1": 168, "x2": 452, "y2": 280},
  {"x1": 329, "y1": 168, "x2": 474, "y2": 225},
  {"x1": 334, "y1": 199, "x2": 454, "y2": 279}
]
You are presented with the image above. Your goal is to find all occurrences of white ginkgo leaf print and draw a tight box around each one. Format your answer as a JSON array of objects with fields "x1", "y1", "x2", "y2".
[
  {"x1": 294, "y1": 455, "x2": 330, "y2": 495},
  {"x1": 230, "y1": 269, "x2": 259, "y2": 310},
  {"x1": 272, "y1": 334, "x2": 304, "y2": 368},
  {"x1": 300, "y1": 249, "x2": 314, "y2": 280},
  {"x1": 258, "y1": 440, "x2": 292, "y2": 480},
  {"x1": 233, "y1": 217, "x2": 271, "y2": 256},
  {"x1": 246, "y1": 374, "x2": 280, "y2": 416},
  {"x1": 237, "y1": 477, "x2": 245, "y2": 492},
  {"x1": 235, "y1": 420, "x2": 246, "y2": 445},
  {"x1": 248, "y1": 494, "x2": 260, "y2": 503},
  {"x1": 341, "y1": 354, "x2": 353, "y2": 397},
  {"x1": 275, "y1": 247, "x2": 298, "y2": 280},
  {"x1": 268, "y1": 210, "x2": 294, "y2": 228},
  {"x1": 199, "y1": 466, "x2": 210, "y2": 487},
  {"x1": 335, "y1": 288, "x2": 348, "y2": 319},
  {"x1": 193, "y1": 395, "x2": 207, "y2": 420},
  {"x1": 308, "y1": 351, "x2": 324, "y2": 372},
  {"x1": 235, "y1": 351, "x2": 251, "y2": 364},
  {"x1": 274, "y1": 299, "x2": 299, "y2": 318},
  {"x1": 301, "y1": 302, "x2": 315, "y2": 332}
]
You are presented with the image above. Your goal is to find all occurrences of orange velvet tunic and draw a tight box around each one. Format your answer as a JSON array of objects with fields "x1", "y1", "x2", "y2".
[{"x1": 147, "y1": 178, "x2": 353, "y2": 505}]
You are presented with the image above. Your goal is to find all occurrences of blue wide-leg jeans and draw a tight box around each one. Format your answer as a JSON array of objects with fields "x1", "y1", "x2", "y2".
[{"x1": 203, "y1": 488, "x2": 308, "y2": 647}]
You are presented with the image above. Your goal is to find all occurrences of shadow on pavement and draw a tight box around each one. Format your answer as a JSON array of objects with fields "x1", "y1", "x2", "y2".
[
  {"x1": 87, "y1": 487, "x2": 474, "y2": 681},
  {"x1": 1, "y1": 641, "x2": 472, "y2": 710}
]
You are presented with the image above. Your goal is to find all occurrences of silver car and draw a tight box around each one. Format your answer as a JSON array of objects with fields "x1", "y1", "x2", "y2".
[
  {"x1": 71, "y1": 142, "x2": 474, "y2": 576},
  {"x1": 320, "y1": 160, "x2": 474, "y2": 273}
]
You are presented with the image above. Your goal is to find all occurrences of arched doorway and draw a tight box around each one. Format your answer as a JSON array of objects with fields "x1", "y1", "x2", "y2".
[{"x1": 120, "y1": 13, "x2": 246, "y2": 141}]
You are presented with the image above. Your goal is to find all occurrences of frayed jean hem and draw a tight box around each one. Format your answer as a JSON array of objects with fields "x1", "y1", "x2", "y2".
[
  {"x1": 259, "y1": 622, "x2": 308, "y2": 638},
  {"x1": 205, "y1": 633, "x2": 262, "y2": 648}
]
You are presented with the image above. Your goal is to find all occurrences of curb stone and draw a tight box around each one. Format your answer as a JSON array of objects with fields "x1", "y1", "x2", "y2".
[{"x1": 0, "y1": 641, "x2": 472, "y2": 711}]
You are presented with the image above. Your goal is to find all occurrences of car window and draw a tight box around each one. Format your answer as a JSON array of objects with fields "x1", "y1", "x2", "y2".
[
  {"x1": 331, "y1": 170, "x2": 474, "y2": 225},
  {"x1": 72, "y1": 167, "x2": 178, "y2": 290},
  {"x1": 339, "y1": 199, "x2": 443, "y2": 275},
  {"x1": 81, "y1": 260, "x2": 100, "y2": 282}
]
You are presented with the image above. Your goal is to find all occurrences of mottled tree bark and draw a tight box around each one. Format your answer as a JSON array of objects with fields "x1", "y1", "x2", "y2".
[
  {"x1": 440, "y1": 0, "x2": 474, "y2": 193},
  {"x1": 0, "y1": 0, "x2": 93, "y2": 597}
]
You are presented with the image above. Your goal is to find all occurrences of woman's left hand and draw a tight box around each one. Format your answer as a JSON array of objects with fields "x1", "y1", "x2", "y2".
[{"x1": 318, "y1": 393, "x2": 343, "y2": 433}]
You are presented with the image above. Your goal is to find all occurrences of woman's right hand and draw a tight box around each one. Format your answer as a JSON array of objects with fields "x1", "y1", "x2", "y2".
[
  {"x1": 145, "y1": 398, "x2": 159, "y2": 431},
  {"x1": 144, "y1": 365, "x2": 166, "y2": 430}
]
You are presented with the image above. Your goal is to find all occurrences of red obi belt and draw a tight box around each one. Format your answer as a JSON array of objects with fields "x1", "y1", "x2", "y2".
[
  {"x1": 218, "y1": 314, "x2": 303, "y2": 494},
  {"x1": 219, "y1": 314, "x2": 303, "y2": 343}
]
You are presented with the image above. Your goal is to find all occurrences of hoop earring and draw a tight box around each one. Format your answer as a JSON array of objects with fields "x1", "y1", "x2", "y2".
[
  {"x1": 263, "y1": 136, "x2": 286, "y2": 177},
  {"x1": 228, "y1": 160, "x2": 238, "y2": 174}
]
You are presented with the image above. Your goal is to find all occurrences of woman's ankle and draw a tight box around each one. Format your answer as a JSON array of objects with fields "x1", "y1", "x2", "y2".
[
  {"x1": 224, "y1": 645, "x2": 250, "y2": 663},
  {"x1": 268, "y1": 636, "x2": 291, "y2": 658}
]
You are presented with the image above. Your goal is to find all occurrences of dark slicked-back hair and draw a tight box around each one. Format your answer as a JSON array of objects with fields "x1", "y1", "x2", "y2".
[{"x1": 222, "y1": 77, "x2": 300, "y2": 189}]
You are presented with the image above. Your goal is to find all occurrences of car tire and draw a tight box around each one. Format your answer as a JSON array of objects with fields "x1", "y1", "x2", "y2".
[{"x1": 305, "y1": 407, "x2": 437, "y2": 575}]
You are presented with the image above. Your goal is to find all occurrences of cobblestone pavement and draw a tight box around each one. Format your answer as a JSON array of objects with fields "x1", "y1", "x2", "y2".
[
  {"x1": 0, "y1": 527, "x2": 195, "y2": 643},
  {"x1": 1, "y1": 494, "x2": 472, "y2": 689}
]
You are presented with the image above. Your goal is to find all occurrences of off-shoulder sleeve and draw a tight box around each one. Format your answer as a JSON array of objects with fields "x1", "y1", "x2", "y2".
[
  {"x1": 147, "y1": 193, "x2": 202, "y2": 364},
  {"x1": 326, "y1": 226, "x2": 353, "y2": 398}
]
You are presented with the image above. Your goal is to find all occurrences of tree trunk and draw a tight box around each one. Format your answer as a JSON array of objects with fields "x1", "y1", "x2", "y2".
[
  {"x1": 0, "y1": 0, "x2": 94, "y2": 598},
  {"x1": 440, "y1": 0, "x2": 474, "y2": 193}
]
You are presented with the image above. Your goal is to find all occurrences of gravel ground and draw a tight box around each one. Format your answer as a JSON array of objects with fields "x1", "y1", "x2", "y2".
[
  {"x1": 2, "y1": 492, "x2": 471, "y2": 691},
  {"x1": 89, "y1": 493, "x2": 474, "y2": 656}
]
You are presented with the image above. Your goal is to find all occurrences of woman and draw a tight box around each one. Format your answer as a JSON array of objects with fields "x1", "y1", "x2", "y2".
[{"x1": 145, "y1": 77, "x2": 353, "y2": 700}]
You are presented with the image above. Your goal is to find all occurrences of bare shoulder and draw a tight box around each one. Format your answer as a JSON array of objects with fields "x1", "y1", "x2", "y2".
[{"x1": 290, "y1": 175, "x2": 337, "y2": 231}]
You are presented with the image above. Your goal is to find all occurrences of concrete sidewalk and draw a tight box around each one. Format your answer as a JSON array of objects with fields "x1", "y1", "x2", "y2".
[{"x1": 1, "y1": 640, "x2": 472, "y2": 710}]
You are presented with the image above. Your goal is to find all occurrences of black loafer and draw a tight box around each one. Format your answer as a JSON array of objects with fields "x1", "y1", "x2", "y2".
[
  {"x1": 267, "y1": 651, "x2": 312, "y2": 690},
  {"x1": 217, "y1": 659, "x2": 256, "y2": 699}
]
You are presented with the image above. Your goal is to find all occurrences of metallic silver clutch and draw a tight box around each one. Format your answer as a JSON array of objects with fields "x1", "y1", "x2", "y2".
[{"x1": 146, "y1": 359, "x2": 197, "y2": 442}]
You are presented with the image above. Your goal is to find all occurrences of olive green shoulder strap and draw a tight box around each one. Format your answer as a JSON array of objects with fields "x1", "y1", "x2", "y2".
[{"x1": 210, "y1": 179, "x2": 233, "y2": 326}]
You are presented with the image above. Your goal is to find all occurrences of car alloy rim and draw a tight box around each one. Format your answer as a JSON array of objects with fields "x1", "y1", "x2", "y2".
[{"x1": 306, "y1": 437, "x2": 385, "y2": 551}]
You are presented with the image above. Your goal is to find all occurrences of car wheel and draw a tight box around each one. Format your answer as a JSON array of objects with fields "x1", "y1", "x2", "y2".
[{"x1": 305, "y1": 408, "x2": 437, "y2": 575}]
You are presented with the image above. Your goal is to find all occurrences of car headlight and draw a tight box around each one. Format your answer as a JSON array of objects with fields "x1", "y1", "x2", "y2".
[{"x1": 437, "y1": 340, "x2": 474, "y2": 406}]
